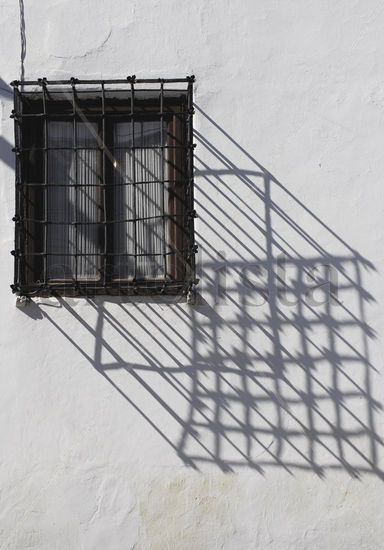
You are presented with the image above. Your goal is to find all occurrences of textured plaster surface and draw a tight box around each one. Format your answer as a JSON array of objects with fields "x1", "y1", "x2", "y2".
[{"x1": 1, "y1": 0, "x2": 384, "y2": 548}]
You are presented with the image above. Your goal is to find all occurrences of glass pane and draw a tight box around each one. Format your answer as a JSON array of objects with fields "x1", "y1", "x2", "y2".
[
  {"x1": 47, "y1": 121, "x2": 100, "y2": 280},
  {"x1": 113, "y1": 120, "x2": 168, "y2": 279}
]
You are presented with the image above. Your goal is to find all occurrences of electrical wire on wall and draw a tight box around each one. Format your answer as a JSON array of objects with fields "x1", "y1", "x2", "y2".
[{"x1": 19, "y1": 0, "x2": 26, "y2": 83}]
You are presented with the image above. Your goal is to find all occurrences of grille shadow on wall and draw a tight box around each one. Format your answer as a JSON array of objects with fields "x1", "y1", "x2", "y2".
[
  {"x1": 176, "y1": 107, "x2": 381, "y2": 475},
  {"x1": 20, "y1": 105, "x2": 382, "y2": 477}
]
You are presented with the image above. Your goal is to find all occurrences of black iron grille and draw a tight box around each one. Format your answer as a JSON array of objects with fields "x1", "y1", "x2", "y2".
[{"x1": 10, "y1": 76, "x2": 197, "y2": 297}]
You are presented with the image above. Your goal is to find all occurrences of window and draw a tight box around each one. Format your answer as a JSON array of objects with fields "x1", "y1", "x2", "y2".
[{"x1": 11, "y1": 76, "x2": 197, "y2": 296}]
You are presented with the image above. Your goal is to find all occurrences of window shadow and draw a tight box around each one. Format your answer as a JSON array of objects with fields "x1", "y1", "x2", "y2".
[
  {"x1": 29, "y1": 105, "x2": 382, "y2": 478},
  {"x1": 0, "y1": 136, "x2": 15, "y2": 170}
]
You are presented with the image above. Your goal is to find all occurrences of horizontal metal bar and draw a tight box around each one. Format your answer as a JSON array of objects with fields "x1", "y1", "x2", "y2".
[
  {"x1": 18, "y1": 249, "x2": 193, "y2": 257},
  {"x1": 16, "y1": 248, "x2": 195, "y2": 258},
  {"x1": 14, "y1": 281, "x2": 192, "y2": 297},
  {"x1": 16, "y1": 144, "x2": 193, "y2": 151},
  {"x1": 13, "y1": 111, "x2": 190, "y2": 118},
  {"x1": 16, "y1": 178, "x2": 190, "y2": 189},
  {"x1": 11, "y1": 77, "x2": 194, "y2": 86},
  {"x1": 20, "y1": 213, "x2": 188, "y2": 224},
  {"x1": 18, "y1": 89, "x2": 189, "y2": 95},
  {"x1": 16, "y1": 179, "x2": 189, "y2": 189},
  {"x1": 20, "y1": 281, "x2": 187, "y2": 288},
  {"x1": 17, "y1": 146, "x2": 102, "y2": 151}
]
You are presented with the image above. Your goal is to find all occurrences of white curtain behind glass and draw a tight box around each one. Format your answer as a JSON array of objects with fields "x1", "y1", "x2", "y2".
[
  {"x1": 47, "y1": 121, "x2": 100, "y2": 280},
  {"x1": 113, "y1": 120, "x2": 168, "y2": 279}
]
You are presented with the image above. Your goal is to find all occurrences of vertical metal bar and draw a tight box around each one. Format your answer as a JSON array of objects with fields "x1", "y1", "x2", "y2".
[
  {"x1": 101, "y1": 82, "x2": 107, "y2": 287},
  {"x1": 186, "y1": 76, "x2": 195, "y2": 287},
  {"x1": 130, "y1": 77, "x2": 137, "y2": 282},
  {"x1": 13, "y1": 84, "x2": 21, "y2": 290},
  {"x1": 160, "y1": 80, "x2": 167, "y2": 283},
  {"x1": 41, "y1": 78, "x2": 48, "y2": 286},
  {"x1": 71, "y1": 78, "x2": 78, "y2": 285}
]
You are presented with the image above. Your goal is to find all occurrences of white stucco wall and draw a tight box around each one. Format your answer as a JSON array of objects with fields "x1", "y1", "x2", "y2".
[{"x1": 1, "y1": 0, "x2": 384, "y2": 548}]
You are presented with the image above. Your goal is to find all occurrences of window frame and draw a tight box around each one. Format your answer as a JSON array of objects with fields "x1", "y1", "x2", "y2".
[{"x1": 11, "y1": 76, "x2": 197, "y2": 297}]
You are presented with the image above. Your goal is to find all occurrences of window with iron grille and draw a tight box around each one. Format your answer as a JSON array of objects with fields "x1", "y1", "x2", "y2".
[{"x1": 10, "y1": 76, "x2": 197, "y2": 297}]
